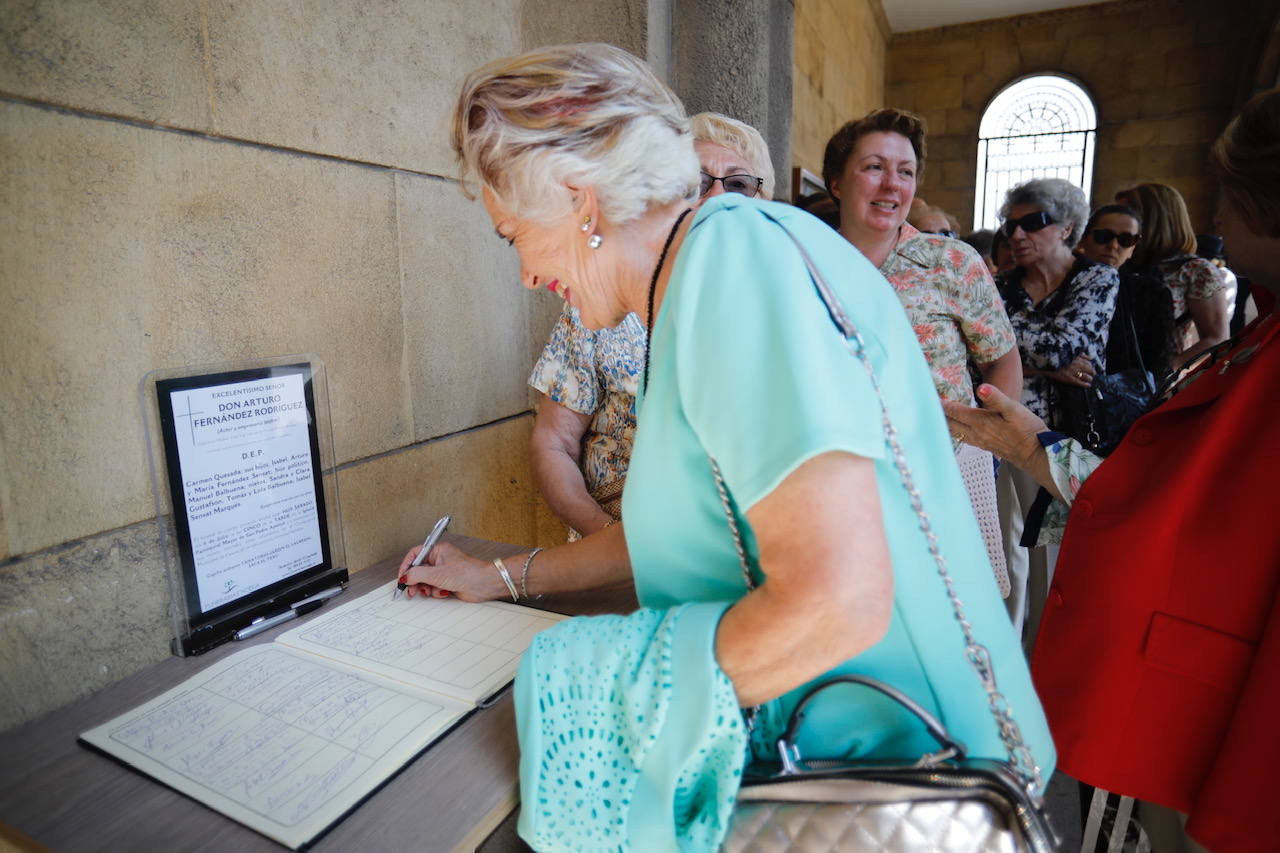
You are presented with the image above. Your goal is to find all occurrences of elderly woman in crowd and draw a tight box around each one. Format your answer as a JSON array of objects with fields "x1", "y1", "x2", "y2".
[
  {"x1": 1116, "y1": 182, "x2": 1229, "y2": 369},
  {"x1": 945, "y1": 87, "x2": 1280, "y2": 853},
  {"x1": 528, "y1": 113, "x2": 774, "y2": 539},
  {"x1": 993, "y1": 177, "x2": 1118, "y2": 646},
  {"x1": 822, "y1": 108, "x2": 1022, "y2": 598},
  {"x1": 402, "y1": 44, "x2": 1053, "y2": 850}
]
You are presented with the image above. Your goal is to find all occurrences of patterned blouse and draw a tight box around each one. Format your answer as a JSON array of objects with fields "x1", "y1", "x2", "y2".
[
  {"x1": 528, "y1": 304, "x2": 644, "y2": 496},
  {"x1": 1162, "y1": 255, "x2": 1226, "y2": 320},
  {"x1": 999, "y1": 257, "x2": 1119, "y2": 422},
  {"x1": 878, "y1": 223, "x2": 1017, "y2": 405},
  {"x1": 1035, "y1": 433, "x2": 1104, "y2": 545}
]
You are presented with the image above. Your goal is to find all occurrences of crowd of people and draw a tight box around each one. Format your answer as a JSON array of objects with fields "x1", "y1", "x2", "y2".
[{"x1": 396, "y1": 41, "x2": 1278, "y2": 852}]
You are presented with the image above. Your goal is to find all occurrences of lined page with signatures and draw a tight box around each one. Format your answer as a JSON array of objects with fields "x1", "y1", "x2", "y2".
[
  {"x1": 79, "y1": 645, "x2": 470, "y2": 849},
  {"x1": 276, "y1": 581, "x2": 566, "y2": 704},
  {"x1": 80, "y1": 583, "x2": 567, "y2": 848}
]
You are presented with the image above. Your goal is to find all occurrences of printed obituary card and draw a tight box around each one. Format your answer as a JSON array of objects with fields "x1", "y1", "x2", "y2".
[
  {"x1": 151, "y1": 361, "x2": 345, "y2": 655},
  {"x1": 81, "y1": 583, "x2": 566, "y2": 849}
]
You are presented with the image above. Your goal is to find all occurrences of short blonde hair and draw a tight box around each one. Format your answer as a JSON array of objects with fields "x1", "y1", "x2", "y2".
[
  {"x1": 1212, "y1": 87, "x2": 1280, "y2": 239},
  {"x1": 450, "y1": 43, "x2": 698, "y2": 226},
  {"x1": 1114, "y1": 183, "x2": 1197, "y2": 266},
  {"x1": 690, "y1": 112, "x2": 774, "y2": 200}
]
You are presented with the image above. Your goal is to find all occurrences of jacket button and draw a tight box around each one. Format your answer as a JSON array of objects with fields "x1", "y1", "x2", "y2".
[
  {"x1": 1130, "y1": 427, "x2": 1153, "y2": 446},
  {"x1": 1075, "y1": 499, "x2": 1093, "y2": 517},
  {"x1": 1052, "y1": 591, "x2": 1064, "y2": 606}
]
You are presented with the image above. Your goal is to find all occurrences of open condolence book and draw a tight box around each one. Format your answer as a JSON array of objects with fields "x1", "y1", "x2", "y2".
[{"x1": 80, "y1": 581, "x2": 565, "y2": 849}]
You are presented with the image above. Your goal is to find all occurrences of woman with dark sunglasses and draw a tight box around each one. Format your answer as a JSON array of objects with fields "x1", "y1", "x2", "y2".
[
  {"x1": 1079, "y1": 204, "x2": 1178, "y2": 383},
  {"x1": 527, "y1": 112, "x2": 774, "y2": 541},
  {"x1": 993, "y1": 178, "x2": 1118, "y2": 646},
  {"x1": 822, "y1": 108, "x2": 1021, "y2": 599},
  {"x1": 945, "y1": 87, "x2": 1280, "y2": 853},
  {"x1": 1078, "y1": 204, "x2": 1142, "y2": 270}
]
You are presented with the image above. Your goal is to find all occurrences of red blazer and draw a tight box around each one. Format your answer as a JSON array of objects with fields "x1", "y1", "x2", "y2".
[{"x1": 1031, "y1": 303, "x2": 1280, "y2": 853}]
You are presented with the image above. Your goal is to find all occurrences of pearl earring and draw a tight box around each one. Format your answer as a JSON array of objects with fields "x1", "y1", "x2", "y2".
[
  {"x1": 587, "y1": 234, "x2": 603, "y2": 250},
  {"x1": 580, "y1": 216, "x2": 592, "y2": 232}
]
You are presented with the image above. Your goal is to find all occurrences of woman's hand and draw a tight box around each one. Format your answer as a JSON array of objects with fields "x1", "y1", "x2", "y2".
[
  {"x1": 943, "y1": 384, "x2": 1046, "y2": 468},
  {"x1": 943, "y1": 385, "x2": 1066, "y2": 502},
  {"x1": 399, "y1": 541, "x2": 508, "y2": 603},
  {"x1": 1048, "y1": 354, "x2": 1095, "y2": 387}
]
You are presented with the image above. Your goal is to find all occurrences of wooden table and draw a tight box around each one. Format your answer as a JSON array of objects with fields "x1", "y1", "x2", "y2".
[{"x1": 0, "y1": 536, "x2": 635, "y2": 853}]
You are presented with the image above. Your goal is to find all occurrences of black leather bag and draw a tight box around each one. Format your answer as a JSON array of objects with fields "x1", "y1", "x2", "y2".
[
  {"x1": 1055, "y1": 290, "x2": 1157, "y2": 456},
  {"x1": 1057, "y1": 366, "x2": 1155, "y2": 456}
]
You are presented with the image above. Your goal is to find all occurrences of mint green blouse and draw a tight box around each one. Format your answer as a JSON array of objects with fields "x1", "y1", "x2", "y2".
[
  {"x1": 515, "y1": 196, "x2": 1055, "y2": 851},
  {"x1": 625, "y1": 195, "x2": 1055, "y2": 771}
]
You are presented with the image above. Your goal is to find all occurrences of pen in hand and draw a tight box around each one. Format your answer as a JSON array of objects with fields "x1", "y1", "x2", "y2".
[{"x1": 395, "y1": 514, "x2": 451, "y2": 600}]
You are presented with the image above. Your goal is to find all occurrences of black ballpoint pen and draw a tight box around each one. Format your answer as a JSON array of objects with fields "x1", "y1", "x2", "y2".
[{"x1": 395, "y1": 514, "x2": 451, "y2": 599}]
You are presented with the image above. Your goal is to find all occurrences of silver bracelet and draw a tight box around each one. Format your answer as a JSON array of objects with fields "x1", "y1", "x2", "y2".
[
  {"x1": 520, "y1": 548, "x2": 544, "y2": 601},
  {"x1": 492, "y1": 557, "x2": 519, "y2": 602}
]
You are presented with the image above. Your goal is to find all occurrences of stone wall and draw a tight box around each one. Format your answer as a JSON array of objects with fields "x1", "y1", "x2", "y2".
[
  {"x1": 790, "y1": 0, "x2": 890, "y2": 192},
  {"x1": 886, "y1": 0, "x2": 1262, "y2": 232},
  {"x1": 0, "y1": 0, "x2": 637, "y2": 730}
]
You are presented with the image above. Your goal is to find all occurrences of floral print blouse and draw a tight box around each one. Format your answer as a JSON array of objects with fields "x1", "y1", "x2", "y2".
[
  {"x1": 878, "y1": 223, "x2": 1017, "y2": 405},
  {"x1": 999, "y1": 257, "x2": 1119, "y2": 422},
  {"x1": 1034, "y1": 432, "x2": 1104, "y2": 545},
  {"x1": 528, "y1": 303, "x2": 644, "y2": 495},
  {"x1": 1162, "y1": 254, "x2": 1226, "y2": 320}
]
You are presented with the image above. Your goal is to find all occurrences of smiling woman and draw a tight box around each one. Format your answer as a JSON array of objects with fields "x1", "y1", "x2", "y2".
[
  {"x1": 524, "y1": 112, "x2": 776, "y2": 539},
  {"x1": 822, "y1": 108, "x2": 1022, "y2": 596},
  {"x1": 401, "y1": 43, "x2": 1053, "y2": 851}
]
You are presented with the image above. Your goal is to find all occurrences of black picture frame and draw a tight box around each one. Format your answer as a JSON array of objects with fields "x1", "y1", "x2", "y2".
[{"x1": 154, "y1": 362, "x2": 345, "y2": 654}]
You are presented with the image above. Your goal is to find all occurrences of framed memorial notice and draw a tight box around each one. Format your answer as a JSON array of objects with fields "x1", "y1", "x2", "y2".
[{"x1": 143, "y1": 356, "x2": 348, "y2": 655}]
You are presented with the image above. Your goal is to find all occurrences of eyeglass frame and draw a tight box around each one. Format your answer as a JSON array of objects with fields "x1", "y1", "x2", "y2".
[
  {"x1": 1000, "y1": 210, "x2": 1055, "y2": 237},
  {"x1": 699, "y1": 171, "x2": 764, "y2": 198},
  {"x1": 1088, "y1": 228, "x2": 1141, "y2": 248}
]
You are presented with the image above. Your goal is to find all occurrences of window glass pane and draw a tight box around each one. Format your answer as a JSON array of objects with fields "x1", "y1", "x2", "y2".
[{"x1": 973, "y1": 75, "x2": 1097, "y2": 230}]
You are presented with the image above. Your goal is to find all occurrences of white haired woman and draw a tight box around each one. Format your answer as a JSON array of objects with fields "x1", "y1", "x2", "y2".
[
  {"x1": 528, "y1": 113, "x2": 775, "y2": 539},
  {"x1": 994, "y1": 177, "x2": 1119, "y2": 647},
  {"x1": 403, "y1": 43, "x2": 1054, "y2": 850}
]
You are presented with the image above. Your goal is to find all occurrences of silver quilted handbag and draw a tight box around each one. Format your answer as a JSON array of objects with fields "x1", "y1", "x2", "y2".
[
  {"x1": 714, "y1": 220, "x2": 1058, "y2": 852},
  {"x1": 723, "y1": 677, "x2": 1055, "y2": 852}
]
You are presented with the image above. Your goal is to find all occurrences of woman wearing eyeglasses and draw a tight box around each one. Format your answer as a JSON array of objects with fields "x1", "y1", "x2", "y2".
[
  {"x1": 993, "y1": 178, "x2": 1118, "y2": 645},
  {"x1": 822, "y1": 108, "x2": 1022, "y2": 599},
  {"x1": 1078, "y1": 204, "x2": 1178, "y2": 382},
  {"x1": 1077, "y1": 204, "x2": 1142, "y2": 270},
  {"x1": 527, "y1": 112, "x2": 773, "y2": 540},
  {"x1": 945, "y1": 88, "x2": 1280, "y2": 853}
]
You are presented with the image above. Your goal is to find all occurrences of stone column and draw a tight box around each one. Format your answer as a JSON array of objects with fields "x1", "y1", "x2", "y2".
[{"x1": 669, "y1": 0, "x2": 794, "y2": 199}]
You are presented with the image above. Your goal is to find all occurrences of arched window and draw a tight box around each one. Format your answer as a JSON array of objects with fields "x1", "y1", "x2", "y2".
[{"x1": 973, "y1": 75, "x2": 1097, "y2": 230}]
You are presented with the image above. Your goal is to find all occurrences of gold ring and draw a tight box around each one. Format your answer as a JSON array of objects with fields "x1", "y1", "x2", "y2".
[{"x1": 1076, "y1": 371, "x2": 1086, "y2": 379}]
